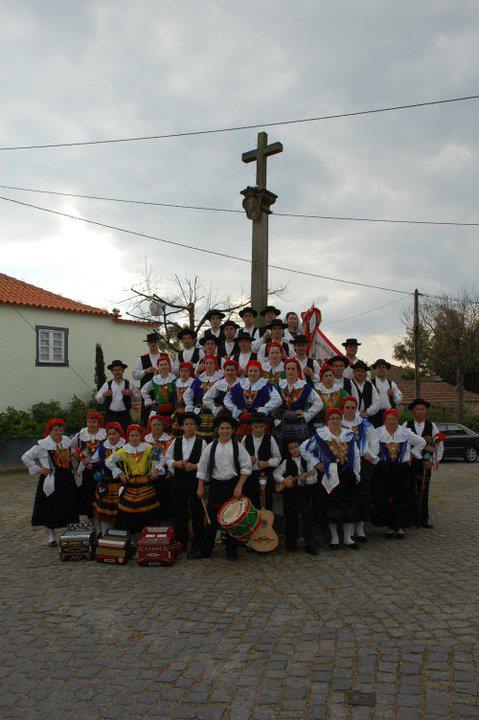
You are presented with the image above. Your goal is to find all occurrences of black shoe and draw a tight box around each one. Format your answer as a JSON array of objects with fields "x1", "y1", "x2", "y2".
[
  {"x1": 48, "y1": 540, "x2": 57, "y2": 548},
  {"x1": 421, "y1": 523, "x2": 434, "y2": 529},
  {"x1": 189, "y1": 550, "x2": 211, "y2": 560},
  {"x1": 330, "y1": 543, "x2": 340, "y2": 551},
  {"x1": 386, "y1": 532, "x2": 396, "y2": 539},
  {"x1": 227, "y1": 554, "x2": 238, "y2": 562},
  {"x1": 344, "y1": 542, "x2": 359, "y2": 550},
  {"x1": 304, "y1": 545, "x2": 319, "y2": 556},
  {"x1": 395, "y1": 531, "x2": 405, "y2": 540},
  {"x1": 355, "y1": 535, "x2": 368, "y2": 543}
]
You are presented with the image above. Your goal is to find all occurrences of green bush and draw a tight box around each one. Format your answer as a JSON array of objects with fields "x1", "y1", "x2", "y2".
[{"x1": 0, "y1": 396, "x2": 99, "y2": 442}]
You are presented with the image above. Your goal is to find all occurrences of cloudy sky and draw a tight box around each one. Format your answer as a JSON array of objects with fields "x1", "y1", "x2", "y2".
[{"x1": 1, "y1": 0, "x2": 478, "y2": 361}]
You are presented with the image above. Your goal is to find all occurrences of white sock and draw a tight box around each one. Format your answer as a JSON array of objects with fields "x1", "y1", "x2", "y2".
[
  {"x1": 343, "y1": 523, "x2": 354, "y2": 545},
  {"x1": 397, "y1": 528, "x2": 404, "y2": 536},
  {"x1": 355, "y1": 521, "x2": 366, "y2": 538},
  {"x1": 329, "y1": 523, "x2": 339, "y2": 544},
  {"x1": 47, "y1": 528, "x2": 56, "y2": 542}
]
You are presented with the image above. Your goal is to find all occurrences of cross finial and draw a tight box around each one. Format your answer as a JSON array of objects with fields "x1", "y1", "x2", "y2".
[{"x1": 242, "y1": 131, "x2": 283, "y2": 189}]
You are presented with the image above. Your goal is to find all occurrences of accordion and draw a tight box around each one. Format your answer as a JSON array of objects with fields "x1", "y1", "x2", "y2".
[
  {"x1": 59, "y1": 523, "x2": 95, "y2": 561},
  {"x1": 96, "y1": 529, "x2": 131, "y2": 565},
  {"x1": 136, "y1": 525, "x2": 183, "y2": 567}
]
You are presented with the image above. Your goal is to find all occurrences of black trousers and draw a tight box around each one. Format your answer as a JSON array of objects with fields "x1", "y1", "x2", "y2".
[
  {"x1": 172, "y1": 471, "x2": 204, "y2": 551},
  {"x1": 104, "y1": 409, "x2": 131, "y2": 432},
  {"x1": 411, "y1": 458, "x2": 431, "y2": 526},
  {"x1": 283, "y1": 485, "x2": 314, "y2": 549},
  {"x1": 201, "y1": 478, "x2": 238, "y2": 557}
]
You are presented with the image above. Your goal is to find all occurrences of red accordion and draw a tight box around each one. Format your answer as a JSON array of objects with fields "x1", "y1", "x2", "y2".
[{"x1": 136, "y1": 525, "x2": 183, "y2": 567}]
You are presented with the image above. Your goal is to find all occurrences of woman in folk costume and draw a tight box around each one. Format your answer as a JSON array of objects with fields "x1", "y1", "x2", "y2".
[
  {"x1": 71, "y1": 411, "x2": 106, "y2": 523},
  {"x1": 21, "y1": 418, "x2": 80, "y2": 546},
  {"x1": 301, "y1": 408, "x2": 361, "y2": 550},
  {"x1": 170, "y1": 362, "x2": 195, "y2": 437},
  {"x1": 145, "y1": 414, "x2": 173, "y2": 519},
  {"x1": 184, "y1": 354, "x2": 223, "y2": 442},
  {"x1": 374, "y1": 408, "x2": 426, "y2": 539},
  {"x1": 314, "y1": 365, "x2": 349, "y2": 424},
  {"x1": 203, "y1": 359, "x2": 241, "y2": 419},
  {"x1": 91, "y1": 422, "x2": 126, "y2": 536},
  {"x1": 141, "y1": 353, "x2": 176, "y2": 427},
  {"x1": 224, "y1": 359, "x2": 282, "y2": 438},
  {"x1": 261, "y1": 341, "x2": 286, "y2": 384},
  {"x1": 105, "y1": 424, "x2": 165, "y2": 535},
  {"x1": 340, "y1": 396, "x2": 379, "y2": 543},
  {"x1": 274, "y1": 357, "x2": 323, "y2": 447},
  {"x1": 283, "y1": 311, "x2": 300, "y2": 349}
]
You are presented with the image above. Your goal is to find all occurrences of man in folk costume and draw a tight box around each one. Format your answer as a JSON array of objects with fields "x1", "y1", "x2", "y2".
[
  {"x1": 257, "y1": 319, "x2": 291, "y2": 361},
  {"x1": 199, "y1": 309, "x2": 225, "y2": 343},
  {"x1": 238, "y1": 306, "x2": 260, "y2": 343},
  {"x1": 193, "y1": 415, "x2": 252, "y2": 561},
  {"x1": 96, "y1": 359, "x2": 132, "y2": 432},
  {"x1": 165, "y1": 412, "x2": 206, "y2": 557},
  {"x1": 71, "y1": 412, "x2": 106, "y2": 524},
  {"x1": 224, "y1": 360, "x2": 282, "y2": 437},
  {"x1": 328, "y1": 355, "x2": 353, "y2": 395},
  {"x1": 172, "y1": 328, "x2": 203, "y2": 374},
  {"x1": 340, "y1": 396, "x2": 379, "y2": 542},
  {"x1": 374, "y1": 408, "x2": 426, "y2": 538},
  {"x1": 170, "y1": 362, "x2": 196, "y2": 437},
  {"x1": 218, "y1": 320, "x2": 240, "y2": 367},
  {"x1": 292, "y1": 334, "x2": 320, "y2": 387},
  {"x1": 203, "y1": 359, "x2": 241, "y2": 418},
  {"x1": 91, "y1": 421, "x2": 126, "y2": 536},
  {"x1": 370, "y1": 359, "x2": 404, "y2": 428},
  {"x1": 184, "y1": 354, "x2": 223, "y2": 442},
  {"x1": 341, "y1": 338, "x2": 363, "y2": 380},
  {"x1": 132, "y1": 332, "x2": 162, "y2": 426},
  {"x1": 141, "y1": 354, "x2": 176, "y2": 428},
  {"x1": 403, "y1": 398, "x2": 444, "y2": 529},
  {"x1": 274, "y1": 357, "x2": 323, "y2": 448},
  {"x1": 22, "y1": 418, "x2": 80, "y2": 546},
  {"x1": 233, "y1": 331, "x2": 258, "y2": 375},
  {"x1": 301, "y1": 407, "x2": 361, "y2": 550},
  {"x1": 241, "y1": 412, "x2": 282, "y2": 510},
  {"x1": 350, "y1": 361, "x2": 380, "y2": 420},
  {"x1": 257, "y1": 305, "x2": 282, "y2": 339}
]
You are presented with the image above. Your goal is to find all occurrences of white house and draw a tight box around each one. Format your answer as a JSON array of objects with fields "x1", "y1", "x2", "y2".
[{"x1": 0, "y1": 273, "x2": 156, "y2": 411}]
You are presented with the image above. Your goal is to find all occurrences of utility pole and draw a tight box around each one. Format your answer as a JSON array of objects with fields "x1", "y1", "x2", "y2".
[
  {"x1": 241, "y1": 131, "x2": 283, "y2": 322},
  {"x1": 413, "y1": 289, "x2": 421, "y2": 397}
]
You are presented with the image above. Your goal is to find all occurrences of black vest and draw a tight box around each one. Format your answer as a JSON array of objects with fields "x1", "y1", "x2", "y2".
[
  {"x1": 372, "y1": 378, "x2": 396, "y2": 409},
  {"x1": 302, "y1": 358, "x2": 316, "y2": 387},
  {"x1": 244, "y1": 433, "x2": 273, "y2": 461},
  {"x1": 406, "y1": 419, "x2": 433, "y2": 438},
  {"x1": 285, "y1": 455, "x2": 307, "y2": 478},
  {"x1": 140, "y1": 354, "x2": 153, "y2": 388},
  {"x1": 104, "y1": 379, "x2": 131, "y2": 410},
  {"x1": 352, "y1": 380, "x2": 373, "y2": 411},
  {"x1": 178, "y1": 348, "x2": 200, "y2": 365},
  {"x1": 207, "y1": 439, "x2": 240, "y2": 480},
  {"x1": 218, "y1": 341, "x2": 240, "y2": 362},
  {"x1": 232, "y1": 351, "x2": 257, "y2": 365},
  {"x1": 342, "y1": 378, "x2": 352, "y2": 395},
  {"x1": 173, "y1": 436, "x2": 204, "y2": 465}
]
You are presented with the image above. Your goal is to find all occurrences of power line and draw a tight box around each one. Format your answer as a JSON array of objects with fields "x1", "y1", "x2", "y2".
[
  {"x1": 0, "y1": 194, "x2": 413, "y2": 296},
  {"x1": 1, "y1": 94, "x2": 478, "y2": 151},
  {"x1": 327, "y1": 298, "x2": 405, "y2": 325},
  {"x1": 2, "y1": 184, "x2": 478, "y2": 227}
]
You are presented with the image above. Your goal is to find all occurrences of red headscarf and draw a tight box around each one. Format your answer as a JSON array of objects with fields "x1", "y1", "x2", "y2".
[
  {"x1": 203, "y1": 353, "x2": 219, "y2": 370},
  {"x1": 44, "y1": 418, "x2": 64, "y2": 437},
  {"x1": 146, "y1": 414, "x2": 165, "y2": 432},
  {"x1": 340, "y1": 395, "x2": 358, "y2": 411},
  {"x1": 325, "y1": 407, "x2": 342, "y2": 423},
  {"x1": 246, "y1": 360, "x2": 263, "y2": 372},
  {"x1": 125, "y1": 424, "x2": 145, "y2": 441},
  {"x1": 284, "y1": 357, "x2": 303, "y2": 380},
  {"x1": 384, "y1": 408, "x2": 399, "y2": 419},
  {"x1": 105, "y1": 422, "x2": 124, "y2": 437},
  {"x1": 178, "y1": 361, "x2": 194, "y2": 376},
  {"x1": 156, "y1": 353, "x2": 172, "y2": 371},
  {"x1": 86, "y1": 411, "x2": 104, "y2": 428},
  {"x1": 223, "y1": 359, "x2": 239, "y2": 370},
  {"x1": 320, "y1": 364, "x2": 334, "y2": 380},
  {"x1": 266, "y1": 341, "x2": 284, "y2": 356}
]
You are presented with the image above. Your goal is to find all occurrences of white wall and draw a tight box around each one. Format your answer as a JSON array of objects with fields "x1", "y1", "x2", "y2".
[{"x1": 0, "y1": 305, "x2": 152, "y2": 411}]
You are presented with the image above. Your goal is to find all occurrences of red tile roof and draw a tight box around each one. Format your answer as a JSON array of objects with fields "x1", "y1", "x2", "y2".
[{"x1": 389, "y1": 365, "x2": 479, "y2": 405}]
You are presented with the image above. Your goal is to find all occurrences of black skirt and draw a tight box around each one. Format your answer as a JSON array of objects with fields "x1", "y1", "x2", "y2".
[
  {"x1": 31, "y1": 467, "x2": 80, "y2": 529},
  {"x1": 356, "y1": 458, "x2": 375, "y2": 521},
  {"x1": 78, "y1": 466, "x2": 96, "y2": 518},
  {"x1": 322, "y1": 466, "x2": 359, "y2": 524},
  {"x1": 373, "y1": 461, "x2": 416, "y2": 529}
]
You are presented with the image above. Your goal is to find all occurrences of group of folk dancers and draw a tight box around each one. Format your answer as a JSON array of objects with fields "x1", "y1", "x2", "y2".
[{"x1": 21, "y1": 305, "x2": 444, "y2": 560}]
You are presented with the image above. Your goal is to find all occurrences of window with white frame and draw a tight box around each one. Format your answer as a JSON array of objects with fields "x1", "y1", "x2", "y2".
[{"x1": 35, "y1": 326, "x2": 69, "y2": 366}]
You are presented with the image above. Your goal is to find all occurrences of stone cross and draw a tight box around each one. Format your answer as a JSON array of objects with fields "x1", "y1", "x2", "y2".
[{"x1": 241, "y1": 132, "x2": 283, "y2": 318}]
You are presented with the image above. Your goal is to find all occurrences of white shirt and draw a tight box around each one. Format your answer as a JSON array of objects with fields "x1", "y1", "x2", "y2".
[
  {"x1": 350, "y1": 380, "x2": 380, "y2": 416},
  {"x1": 401, "y1": 420, "x2": 444, "y2": 462},
  {"x1": 240, "y1": 434, "x2": 282, "y2": 468},
  {"x1": 184, "y1": 370, "x2": 223, "y2": 412},
  {"x1": 96, "y1": 379, "x2": 128, "y2": 412},
  {"x1": 273, "y1": 455, "x2": 317, "y2": 485},
  {"x1": 223, "y1": 377, "x2": 282, "y2": 419},
  {"x1": 373, "y1": 377, "x2": 403, "y2": 410},
  {"x1": 132, "y1": 352, "x2": 161, "y2": 382},
  {"x1": 197, "y1": 439, "x2": 252, "y2": 481},
  {"x1": 141, "y1": 373, "x2": 176, "y2": 406},
  {"x1": 276, "y1": 378, "x2": 324, "y2": 423},
  {"x1": 165, "y1": 435, "x2": 207, "y2": 470},
  {"x1": 376, "y1": 426, "x2": 426, "y2": 462},
  {"x1": 203, "y1": 378, "x2": 241, "y2": 416},
  {"x1": 172, "y1": 346, "x2": 204, "y2": 373},
  {"x1": 295, "y1": 354, "x2": 320, "y2": 386},
  {"x1": 236, "y1": 351, "x2": 255, "y2": 371},
  {"x1": 21, "y1": 435, "x2": 72, "y2": 475}
]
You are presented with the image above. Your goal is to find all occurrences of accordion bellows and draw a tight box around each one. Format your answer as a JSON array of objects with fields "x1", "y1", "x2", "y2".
[
  {"x1": 136, "y1": 525, "x2": 183, "y2": 567},
  {"x1": 59, "y1": 523, "x2": 95, "y2": 561},
  {"x1": 96, "y1": 529, "x2": 131, "y2": 565}
]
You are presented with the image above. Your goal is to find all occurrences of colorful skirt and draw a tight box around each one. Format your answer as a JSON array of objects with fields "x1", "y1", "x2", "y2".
[
  {"x1": 196, "y1": 408, "x2": 215, "y2": 440},
  {"x1": 93, "y1": 472, "x2": 121, "y2": 521},
  {"x1": 116, "y1": 474, "x2": 161, "y2": 532}
]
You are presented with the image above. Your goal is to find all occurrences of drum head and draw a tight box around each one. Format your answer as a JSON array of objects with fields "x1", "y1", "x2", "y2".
[{"x1": 220, "y1": 497, "x2": 249, "y2": 525}]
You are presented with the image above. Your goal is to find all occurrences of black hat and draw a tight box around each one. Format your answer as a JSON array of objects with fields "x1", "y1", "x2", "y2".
[
  {"x1": 179, "y1": 411, "x2": 201, "y2": 426},
  {"x1": 237, "y1": 331, "x2": 252, "y2": 342},
  {"x1": 205, "y1": 309, "x2": 226, "y2": 321},
  {"x1": 107, "y1": 360, "x2": 128, "y2": 370},
  {"x1": 239, "y1": 306, "x2": 258, "y2": 319},
  {"x1": 371, "y1": 358, "x2": 391, "y2": 370},
  {"x1": 177, "y1": 327, "x2": 197, "y2": 341},
  {"x1": 291, "y1": 334, "x2": 309, "y2": 345},
  {"x1": 222, "y1": 320, "x2": 240, "y2": 329},
  {"x1": 352, "y1": 360, "x2": 369, "y2": 371},
  {"x1": 214, "y1": 413, "x2": 238, "y2": 430},
  {"x1": 342, "y1": 338, "x2": 361, "y2": 347},
  {"x1": 268, "y1": 319, "x2": 288, "y2": 330},
  {"x1": 250, "y1": 412, "x2": 271, "y2": 425},
  {"x1": 260, "y1": 305, "x2": 281, "y2": 317},
  {"x1": 408, "y1": 397, "x2": 431, "y2": 410},
  {"x1": 199, "y1": 332, "x2": 219, "y2": 346},
  {"x1": 144, "y1": 332, "x2": 160, "y2": 343},
  {"x1": 328, "y1": 354, "x2": 349, "y2": 367}
]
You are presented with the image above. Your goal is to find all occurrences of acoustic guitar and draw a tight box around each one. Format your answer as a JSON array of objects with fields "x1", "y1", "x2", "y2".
[{"x1": 247, "y1": 474, "x2": 279, "y2": 553}]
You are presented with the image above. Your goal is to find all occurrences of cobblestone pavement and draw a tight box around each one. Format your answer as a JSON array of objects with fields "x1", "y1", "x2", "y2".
[{"x1": 0, "y1": 463, "x2": 478, "y2": 720}]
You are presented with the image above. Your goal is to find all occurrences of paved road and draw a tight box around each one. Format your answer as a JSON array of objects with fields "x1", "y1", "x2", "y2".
[{"x1": 0, "y1": 463, "x2": 478, "y2": 720}]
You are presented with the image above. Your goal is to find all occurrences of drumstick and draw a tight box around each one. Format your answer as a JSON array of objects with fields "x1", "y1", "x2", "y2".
[{"x1": 200, "y1": 497, "x2": 211, "y2": 525}]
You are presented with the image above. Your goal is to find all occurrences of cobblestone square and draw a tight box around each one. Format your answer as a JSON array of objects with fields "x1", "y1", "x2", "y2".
[{"x1": 1, "y1": 464, "x2": 478, "y2": 720}]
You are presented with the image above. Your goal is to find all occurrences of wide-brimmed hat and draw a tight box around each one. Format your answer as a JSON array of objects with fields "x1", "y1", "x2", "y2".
[
  {"x1": 179, "y1": 411, "x2": 201, "y2": 426},
  {"x1": 250, "y1": 412, "x2": 272, "y2": 425},
  {"x1": 352, "y1": 360, "x2": 369, "y2": 371},
  {"x1": 268, "y1": 319, "x2": 288, "y2": 330},
  {"x1": 260, "y1": 305, "x2": 281, "y2": 317},
  {"x1": 342, "y1": 338, "x2": 361, "y2": 347},
  {"x1": 408, "y1": 397, "x2": 431, "y2": 410},
  {"x1": 291, "y1": 334, "x2": 308, "y2": 345},
  {"x1": 107, "y1": 359, "x2": 128, "y2": 370},
  {"x1": 371, "y1": 358, "x2": 391, "y2": 370},
  {"x1": 222, "y1": 320, "x2": 240, "y2": 330},
  {"x1": 177, "y1": 327, "x2": 197, "y2": 341},
  {"x1": 238, "y1": 306, "x2": 258, "y2": 319},
  {"x1": 237, "y1": 331, "x2": 252, "y2": 342},
  {"x1": 214, "y1": 413, "x2": 238, "y2": 430},
  {"x1": 143, "y1": 332, "x2": 160, "y2": 343},
  {"x1": 199, "y1": 332, "x2": 219, "y2": 346},
  {"x1": 328, "y1": 354, "x2": 349, "y2": 367},
  {"x1": 205, "y1": 309, "x2": 226, "y2": 321}
]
